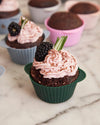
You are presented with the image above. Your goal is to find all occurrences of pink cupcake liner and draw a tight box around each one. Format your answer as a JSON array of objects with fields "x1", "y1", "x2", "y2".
[
  {"x1": 45, "y1": 18, "x2": 84, "y2": 47},
  {"x1": 65, "y1": 1, "x2": 100, "y2": 30}
]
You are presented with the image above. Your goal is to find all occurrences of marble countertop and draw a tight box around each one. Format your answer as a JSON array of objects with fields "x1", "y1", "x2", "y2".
[{"x1": 0, "y1": 0, "x2": 100, "y2": 125}]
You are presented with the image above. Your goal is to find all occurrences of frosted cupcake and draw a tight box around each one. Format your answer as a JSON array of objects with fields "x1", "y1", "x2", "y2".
[
  {"x1": 1, "y1": 17, "x2": 46, "y2": 65},
  {"x1": 31, "y1": 45, "x2": 79, "y2": 87},
  {"x1": 25, "y1": 36, "x2": 86, "y2": 103},
  {"x1": 0, "y1": 0, "x2": 21, "y2": 34},
  {"x1": 6, "y1": 17, "x2": 44, "y2": 49}
]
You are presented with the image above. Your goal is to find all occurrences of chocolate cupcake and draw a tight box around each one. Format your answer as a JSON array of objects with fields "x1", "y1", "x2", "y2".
[
  {"x1": 48, "y1": 12, "x2": 83, "y2": 30},
  {"x1": 45, "y1": 12, "x2": 84, "y2": 46},
  {"x1": 25, "y1": 36, "x2": 86, "y2": 103},
  {"x1": 0, "y1": 0, "x2": 21, "y2": 34},
  {"x1": 31, "y1": 50, "x2": 79, "y2": 87},
  {"x1": 3, "y1": 17, "x2": 45, "y2": 65},
  {"x1": 69, "y1": 2, "x2": 99, "y2": 14},
  {"x1": 65, "y1": 1, "x2": 100, "y2": 29},
  {"x1": 28, "y1": 0, "x2": 61, "y2": 23},
  {"x1": 31, "y1": 42, "x2": 79, "y2": 87},
  {"x1": 6, "y1": 17, "x2": 44, "y2": 49}
]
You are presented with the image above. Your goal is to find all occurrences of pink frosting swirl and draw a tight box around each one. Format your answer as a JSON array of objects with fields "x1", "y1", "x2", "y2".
[
  {"x1": 33, "y1": 49, "x2": 78, "y2": 78},
  {"x1": 8, "y1": 19, "x2": 43, "y2": 44},
  {"x1": 0, "y1": 0, "x2": 19, "y2": 12}
]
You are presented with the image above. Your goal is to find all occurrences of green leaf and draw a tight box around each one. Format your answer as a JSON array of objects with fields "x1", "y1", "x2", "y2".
[
  {"x1": 54, "y1": 36, "x2": 68, "y2": 51},
  {"x1": 54, "y1": 37, "x2": 60, "y2": 47},
  {"x1": 21, "y1": 17, "x2": 28, "y2": 29}
]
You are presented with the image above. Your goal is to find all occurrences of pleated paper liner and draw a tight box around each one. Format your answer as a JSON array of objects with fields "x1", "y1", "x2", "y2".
[
  {"x1": 24, "y1": 63, "x2": 86, "y2": 103},
  {"x1": 0, "y1": 30, "x2": 50, "y2": 65}
]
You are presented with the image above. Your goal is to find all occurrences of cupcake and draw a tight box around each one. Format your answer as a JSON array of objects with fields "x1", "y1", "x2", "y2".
[
  {"x1": 6, "y1": 17, "x2": 44, "y2": 49},
  {"x1": 45, "y1": 12, "x2": 84, "y2": 47},
  {"x1": 25, "y1": 36, "x2": 86, "y2": 103},
  {"x1": 0, "y1": 0, "x2": 21, "y2": 34},
  {"x1": 2, "y1": 17, "x2": 46, "y2": 65},
  {"x1": 28, "y1": 0, "x2": 61, "y2": 23},
  {"x1": 65, "y1": 1, "x2": 100, "y2": 29}
]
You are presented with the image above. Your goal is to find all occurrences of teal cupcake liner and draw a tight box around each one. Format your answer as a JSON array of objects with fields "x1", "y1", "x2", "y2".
[{"x1": 24, "y1": 63, "x2": 86, "y2": 103}]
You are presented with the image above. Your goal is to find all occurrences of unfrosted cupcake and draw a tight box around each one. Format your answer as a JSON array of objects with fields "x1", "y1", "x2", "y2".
[
  {"x1": 5, "y1": 17, "x2": 45, "y2": 65},
  {"x1": 0, "y1": 0, "x2": 21, "y2": 34},
  {"x1": 65, "y1": 1, "x2": 100, "y2": 29},
  {"x1": 48, "y1": 12, "x2": 83, "y2": 30},
  {"x1": 69, "y1": 2, "x2": 99, "y2": 14},
  {"x1": 45, "y1": 12, "x2": 84, "y2": 46},
  {"x1": 25, "y1": 36, "x2": 86, "y2": 103},
  {"x1": 28, "y1": 0, "x2": 61, "y2": 23}
]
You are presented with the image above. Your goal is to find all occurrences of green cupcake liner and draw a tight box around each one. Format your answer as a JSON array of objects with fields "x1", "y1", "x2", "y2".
[{"x1": 24, "y1": 63, "x2": 86, "y2": 103}]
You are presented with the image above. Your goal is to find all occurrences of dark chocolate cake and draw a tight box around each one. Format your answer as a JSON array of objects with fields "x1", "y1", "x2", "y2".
[
  {"x1": 31, "y1": 66, "x2": 79, "y2": 87},
  {"x1": 0, "y1": 9, "x2": 20, "y2": 18},
  {"x1": 28, "y1": 0, "x2": 58, "y2": 8},
  {"x1": 69, "y1": 2, "x2": 98, "y2": 14},
  {"x1": 48, "y1": 12, "x2": 83, "y2": 30}
]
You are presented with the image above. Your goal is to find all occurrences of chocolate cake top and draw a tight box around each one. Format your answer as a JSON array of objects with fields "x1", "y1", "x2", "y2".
[
  {"x1": 69, "y1": 2, "x2": 98, "y2": 14},
  {"x1": 28, "y1": 0, "x2": 58, "y2": 8}
]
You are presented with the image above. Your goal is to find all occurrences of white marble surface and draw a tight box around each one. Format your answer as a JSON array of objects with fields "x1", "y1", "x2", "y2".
[{"x1": 0, "y1": 0, "x2": 100, "y2": 125}]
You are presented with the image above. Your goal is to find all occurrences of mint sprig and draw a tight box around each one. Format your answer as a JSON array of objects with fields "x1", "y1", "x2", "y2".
[
  {"x1": 54, "y1": 36, "x2": 68, "y2": 51},
  {"x1": 21, "y1": 17, "x2": 28, "y2": 29}
]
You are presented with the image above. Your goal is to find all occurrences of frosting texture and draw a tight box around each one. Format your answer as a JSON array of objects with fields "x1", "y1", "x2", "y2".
[
  {"x1": 33, "y1": 49, "x2": 78, "y2": 78},
  {"x1": 8, "y1": 19, "x2": 43, "y2": 44},
  {"x1": 0, "y1": 0, "x2": 19, "y2": 12}
]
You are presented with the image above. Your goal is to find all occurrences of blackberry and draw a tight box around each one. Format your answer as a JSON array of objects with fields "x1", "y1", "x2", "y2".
[
  {"x1": 35, "y1": 42, "x2": 53, "y2": 61},
  {"x1": 8, "y1": 22, "x2": 21, "y2": 36}
]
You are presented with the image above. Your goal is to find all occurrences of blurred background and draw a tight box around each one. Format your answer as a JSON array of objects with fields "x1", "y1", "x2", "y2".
[{"x1": 18, "y1": 0, "x2": 100, "y2": 18}]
